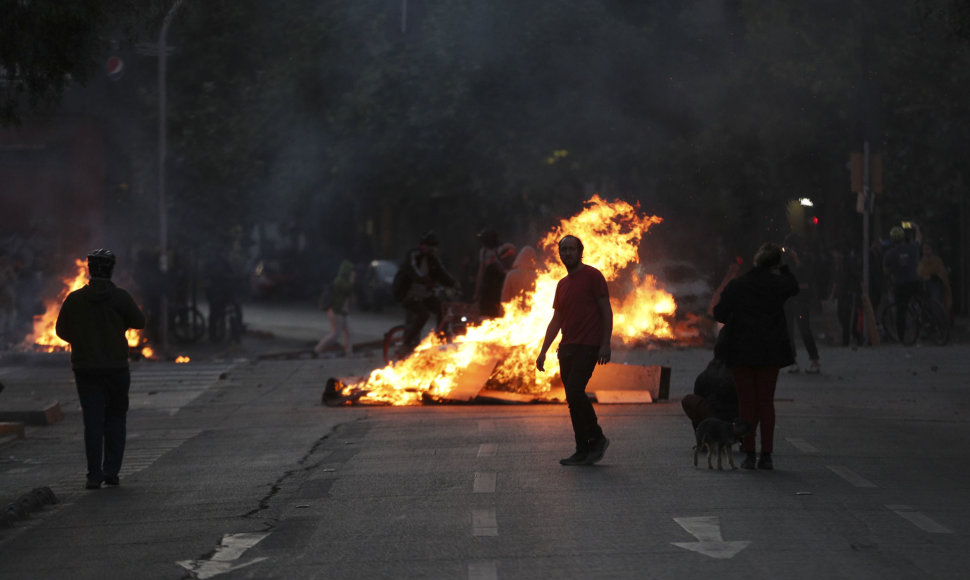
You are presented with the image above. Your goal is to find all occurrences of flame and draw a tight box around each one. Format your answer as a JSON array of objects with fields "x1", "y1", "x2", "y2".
[
  {"x1": 29, "y1": 259, "x2": 89, "y2": 351},
  {"x1": 352, "y1": 194, "x2": 696, "y2": 405},
  {"x1": 175, "y1": 355, "x2": 190, "y2": 363},
  {"x1": 30, "y1": 258, "x2": 154, "y2": 359}
]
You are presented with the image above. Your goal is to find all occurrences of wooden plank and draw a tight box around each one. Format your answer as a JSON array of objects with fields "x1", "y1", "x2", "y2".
[
  {"x1": 441, "y1": 358, "x2": 500, "y2": 401},
  {"x1": 591, "y1": 390, "x2": 653, "y2": 404},
  {"x1": 475, "y1": 389, "x2": 537, "y2": 403},
  {"x1": 586, "y1": 363, "x2": 670, "y2": 400}
]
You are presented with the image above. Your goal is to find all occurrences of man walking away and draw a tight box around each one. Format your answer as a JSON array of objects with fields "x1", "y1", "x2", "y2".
[
  {"x1": 536, "y1": 235, "x2": 613, "y2": 466},
  {"x1": 56, "y1": 249, "x2": 146, "y2": 490}
]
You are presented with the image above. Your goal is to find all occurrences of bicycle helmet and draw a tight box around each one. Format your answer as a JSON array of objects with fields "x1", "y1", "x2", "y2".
[
  {"x1": 87, "y1": 248, "x2": 116, "y2": 279},
  {"x1": 889, "y1": 226, "x2": 905, "y2": 243}
]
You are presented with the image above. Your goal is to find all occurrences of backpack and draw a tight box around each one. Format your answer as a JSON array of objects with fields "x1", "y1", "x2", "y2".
[{"x1": 392, "y1": 267, "x2": 411, "y2": 303}]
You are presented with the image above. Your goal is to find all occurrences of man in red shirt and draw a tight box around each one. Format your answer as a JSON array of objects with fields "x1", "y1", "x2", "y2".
[{"x1": 536, "y1": 235, "x2": 613, "y2": 465}]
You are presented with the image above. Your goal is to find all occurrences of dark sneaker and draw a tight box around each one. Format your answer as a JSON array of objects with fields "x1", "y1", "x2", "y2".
[
  {"x1": 584, "y1": 437, "x2": 610, "y2": 465},
  {"x1": 757, "y1": 453, "x2": 773, "y2": 470},
  {"x1": 741, "y1": 452, "x2": 757, "y2": 470},
  {"x1": 559, "y1": 450, "x2": 589, "y2": 466},
  {"x1": 85, "y1": 478, "x2": 102, "y2": 490},
  {"x1": 103, "y1": 475, "x2": 120, "y2": 486}
]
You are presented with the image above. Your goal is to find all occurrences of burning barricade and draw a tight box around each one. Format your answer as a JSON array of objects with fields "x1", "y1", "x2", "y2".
[{"x1": 326, "y1": 195, "x2": 701, "y2": 406}]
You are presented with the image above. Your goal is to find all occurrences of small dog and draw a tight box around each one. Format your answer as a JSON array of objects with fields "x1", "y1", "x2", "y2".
[{"x1": 693, "y1": 418, "x2": 749, "y2": 470}]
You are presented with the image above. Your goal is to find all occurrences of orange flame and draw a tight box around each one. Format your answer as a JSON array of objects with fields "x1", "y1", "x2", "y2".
[
  {"x1": 31, "y1": 258, "x2": 152, "y2": 359},
  {"x1": 353, "y1": 195, "x2": 695, "y2": 405},
  {"x1": 29, "y1": 259, "x2": 88, "y2": 352},
  {"x1": 175, "y1": 355, "x2": 190, "y2": 363}
]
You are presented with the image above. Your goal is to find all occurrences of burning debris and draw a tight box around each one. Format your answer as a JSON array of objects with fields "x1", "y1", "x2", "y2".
[
  {"x1": 20, "y1": 257, "x2": 188, "y2": 362},
  {"x1": 331, "y1": 195, "x2": 698, "y2": 406}
]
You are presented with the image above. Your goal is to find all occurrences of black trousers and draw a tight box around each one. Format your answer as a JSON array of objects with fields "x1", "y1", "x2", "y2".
[
  {"x1": 557, "y1": 344, "x2": 604, "y2": 450},
  {"x1": 74, "y1": 368, "x2": 130, "y2": 481}
]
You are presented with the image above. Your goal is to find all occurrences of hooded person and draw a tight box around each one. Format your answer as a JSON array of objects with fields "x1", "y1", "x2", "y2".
[
  {"x1": 56, "y1": 248, "x2": 146, "y2": 490},
  {"x1": 314, "y1": 259, "x2": 356, "y2": 356}
]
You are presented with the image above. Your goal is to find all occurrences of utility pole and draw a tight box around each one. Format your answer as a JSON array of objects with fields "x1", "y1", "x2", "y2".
[{"x1": 157, "y1": 0, "x2": 188, "y2": 351}]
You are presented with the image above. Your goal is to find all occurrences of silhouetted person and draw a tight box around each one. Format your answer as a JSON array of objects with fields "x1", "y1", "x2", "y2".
[
  {"x1": 536, "y1": 235, "x2": 613, "y2": 466},
  {"x1": 56, "y1": 249, "x2": 146, "y2": 489}
]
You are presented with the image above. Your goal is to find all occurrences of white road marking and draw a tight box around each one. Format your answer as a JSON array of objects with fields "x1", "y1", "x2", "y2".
[
  {"x1": 176, "y1": 532, "x2": 269, "y2": 579},
  {"x1": 474, "y1": 472, "x2": 496, "y2": 493},
  {"x1": 826, "y1": 465, "x2": 877, "y2": 488},
  {"x1": 672, "y1": 516, "x2": 750, "y2": 559},
  {"x1": 472, "y1": 508, "x2": 498, "y2": 536},
  {"x1": 468, "y1": 561, "x2": 498, "y2": 580},
  {"x1": 887, "y1": 505, "x2": 954, "y2": 534},
  {"x1": 477, "y1": 443, "x2": 498, "y2": 457},
  {"x1": 786, "y1": 438, "x2": 820, "y2": 454}
]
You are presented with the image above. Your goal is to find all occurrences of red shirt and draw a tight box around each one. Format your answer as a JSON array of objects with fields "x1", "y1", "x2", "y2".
[{"x1": 553, "y1": 264, "x2": 609, "y2": 346}]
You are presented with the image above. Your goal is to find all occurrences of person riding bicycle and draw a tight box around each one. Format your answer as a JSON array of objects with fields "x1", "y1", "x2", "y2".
[
  {"x1": 882, "y1": 223, "x2": 922, "y2": 343},
  {"x1": 397, "y1": 231, "x2": 459, "y2": 352}
]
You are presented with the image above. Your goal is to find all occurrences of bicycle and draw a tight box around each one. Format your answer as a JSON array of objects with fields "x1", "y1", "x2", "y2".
[
  {"x1": 171, "y1": 305, "x2": 207, "y2": 344},
  {"x1": 209, "y1": 300, "x2": 244, "y2": 343},
  {"x1": 383, "y1": 289, "x2": 479, "y2": 364},
  {"x1": 880, "y1": 284, "x2": 950, "y2": 346}
]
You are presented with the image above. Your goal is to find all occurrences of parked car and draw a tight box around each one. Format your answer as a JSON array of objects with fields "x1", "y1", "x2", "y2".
[{"x1": 358, "y1": 259, "x2": 399, "y2": 311}]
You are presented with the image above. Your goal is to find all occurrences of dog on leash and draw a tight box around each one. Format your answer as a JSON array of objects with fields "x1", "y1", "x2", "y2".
[{"x1": 693, "y1": 417, "x2": 749, "y2": 470}]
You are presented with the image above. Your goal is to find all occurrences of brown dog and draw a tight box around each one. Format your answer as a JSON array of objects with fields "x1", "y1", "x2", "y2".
[{"x1": 693, "y1": 418, "x2": 749, "y2": 470}]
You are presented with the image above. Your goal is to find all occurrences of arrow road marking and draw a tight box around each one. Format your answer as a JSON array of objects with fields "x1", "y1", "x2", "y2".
[
  {"x1": 177, "y1": 532, "x2": 269, "y2": 579},
  {"x1": 672, "y1": 516, "x2": 750, "y2": 559}
]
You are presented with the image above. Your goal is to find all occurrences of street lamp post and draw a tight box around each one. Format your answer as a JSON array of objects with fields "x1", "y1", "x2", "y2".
[{"x1": 157, "y1": 0, "x2": 188, "y2": 351}]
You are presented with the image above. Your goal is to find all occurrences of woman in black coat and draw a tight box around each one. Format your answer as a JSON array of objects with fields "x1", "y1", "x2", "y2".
[{"x1": 713, "y1": 243, "x2": 799, "y2": 470}]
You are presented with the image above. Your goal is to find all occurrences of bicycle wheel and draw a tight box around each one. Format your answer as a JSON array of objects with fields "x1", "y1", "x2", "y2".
[
  {"x1": 383, "y1": 324, "x2": 408, "y2": 364},
  {"x1": 922, "y1": 299, "x2": 951, "y2": 346},
  {"x1": 900, "y1": 303, "x2": 920, "y2": 346},
  {"x1": 227, "y1": 303, "x2": 243, "y2": 343},
  {"x1": 880, "y1": 304, "x2": 899, "y2": 343},
  {"x1": 172, "y1": 307, "x2": 206, "y2": 344}
]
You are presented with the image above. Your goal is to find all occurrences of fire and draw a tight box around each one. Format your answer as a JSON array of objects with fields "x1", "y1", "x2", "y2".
[
  {"x1": 352, "y1": 195, "x2": 694, "y2": 405},
  {"x1": 175, "y1": 355, "x2": 191, "y2": 363},
  {"x1": 30, "y1": 258, "x2": 154, "y2": 359},
  {"x1": 30, "y1": 259, "x2": 88, "y2": 352}
]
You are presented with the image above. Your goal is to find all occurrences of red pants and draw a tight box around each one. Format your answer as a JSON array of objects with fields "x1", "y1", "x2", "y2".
[{"x1": 730, "y1": 366, "x2": 780, "y2": 454}]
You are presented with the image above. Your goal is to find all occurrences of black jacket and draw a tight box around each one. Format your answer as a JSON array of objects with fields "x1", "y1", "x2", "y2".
[
  {"x1": 713, "y1": 264, "x2": 799, "y2": 368},
  {"x1": 55, "y1": 280, "x2": 146, "y2": 370}
]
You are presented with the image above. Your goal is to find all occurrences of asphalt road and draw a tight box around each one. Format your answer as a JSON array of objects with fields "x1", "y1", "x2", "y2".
[{"x1": 1, "y1": 302, "x2": 969, "y2": 579}]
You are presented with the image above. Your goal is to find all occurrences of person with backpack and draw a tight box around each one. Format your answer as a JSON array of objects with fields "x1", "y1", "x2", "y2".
[{"x1": 394, "y1": 231, "x2": 459, "y2": 353}]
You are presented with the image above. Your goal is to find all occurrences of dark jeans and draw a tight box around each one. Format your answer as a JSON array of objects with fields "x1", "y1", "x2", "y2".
[
  {"x1": 403, "y1": 297, "x2": 442, "y2": 350},
  {"x1": 74, "y1": 368, "x2": 131, "y2": 481},
  {"x1": 786, "y1": 299, "x2": 819, "y2": 361},
  {"x1": 893, "y1": 281, "x2": 921, "y2": 341},
  {"x1": 557, "y1": 344, "x2": 604, "y2": 450},
  {"x1": 731, "y1": 366, "x2": 779, "y2": 454}
]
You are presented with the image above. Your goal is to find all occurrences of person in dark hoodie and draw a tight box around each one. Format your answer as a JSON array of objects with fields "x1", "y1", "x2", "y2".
[
  {"x1": 56, "y1": 249, "x2": 146, "y2": 490},
  {"x1": 713, "y1": 242, "x2": 798, "y2": 471}
]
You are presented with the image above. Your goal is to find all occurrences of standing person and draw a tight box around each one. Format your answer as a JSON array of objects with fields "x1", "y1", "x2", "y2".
[
  {"x1": 314, "y1": 260, "x2": 355, "y2": 357},
  {"x1": 55, "y1": 249, "x2": 146, "y2": 489},
  {"x1": 782, "y1": 233, "x2": 820, "y2": 374},
  {"x1": 713, "y1": 243, "x2": 798, "y2": 470},
  {"x1": 473, "y1": 227, "x2": 509, "y2": 319},
  {"x1": 917, "y1": 241, "x2": 952, "y2": 318},
  {"x1": 536, "y1": 235, "x2": 613, "y2": 466},
  {"x1": 0, "y1": 252, "x2": 17, "y2": 346},
  {"x1": 882, "y1": 224, "x2": 922, "y2": 342},
  {"x1": 397, "y1": 231, "x2": 459, "y2": 352},
  {"x1": 830, "y1": 247, "x2": 863, "y2": 346}
]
